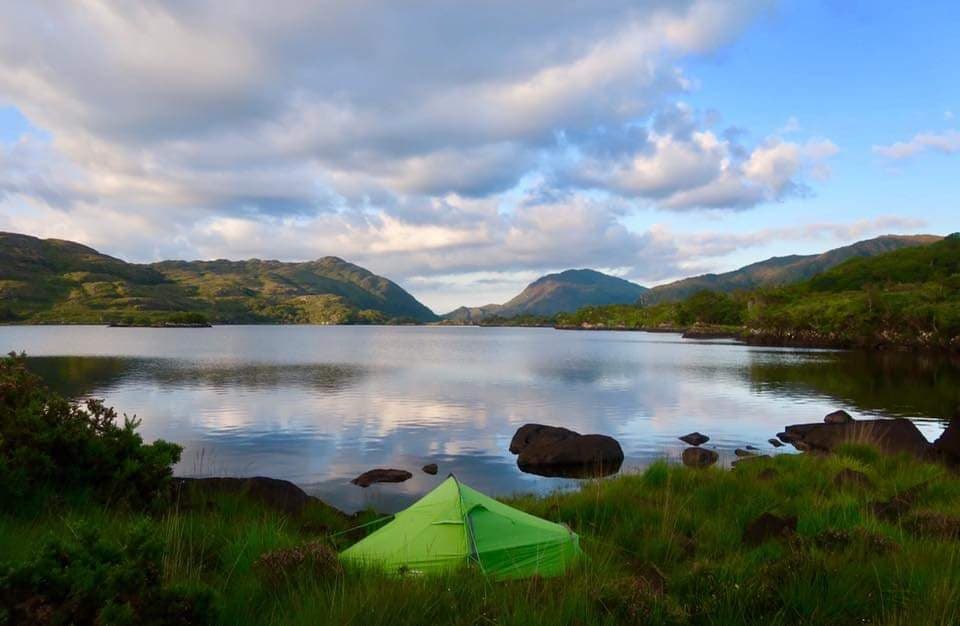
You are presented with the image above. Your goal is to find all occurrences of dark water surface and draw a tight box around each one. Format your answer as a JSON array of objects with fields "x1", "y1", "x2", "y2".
[{"x1": 2, "y1": 325, "x2": 957, "y2": 512}]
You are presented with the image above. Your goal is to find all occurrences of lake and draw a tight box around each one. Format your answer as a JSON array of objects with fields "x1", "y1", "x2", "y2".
[{"x1": 3, "y1": 325, "x2": 957, "y2": 513}]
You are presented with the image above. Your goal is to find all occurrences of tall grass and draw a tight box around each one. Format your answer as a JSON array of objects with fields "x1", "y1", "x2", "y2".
[{"x1": 3, "y1": 450, "x2": 960, "y2": 625}]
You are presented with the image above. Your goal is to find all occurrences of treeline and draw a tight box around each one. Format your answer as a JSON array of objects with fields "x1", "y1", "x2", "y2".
[{"x1": 556, "y1": 234, "x2": 960, "y2": 350}]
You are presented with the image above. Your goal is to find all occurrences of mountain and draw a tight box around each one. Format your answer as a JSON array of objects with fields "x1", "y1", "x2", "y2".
[
  {"x1": 0, "y1": 232, "x2": 437, "y2": 324},
  {"x1": 441, "y1": 304, "x2": 504, "y2": 323},
  {"x1": 644, "y1": 234, "x2": 943, "y2": 304},
  {"x1": 444, "y1": 269, "x2": 647, "y2": 321}
]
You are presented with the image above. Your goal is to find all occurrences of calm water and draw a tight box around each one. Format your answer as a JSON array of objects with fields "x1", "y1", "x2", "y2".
[{"x1": 3, "y1": 325, "x2": 957, "y2": 512}]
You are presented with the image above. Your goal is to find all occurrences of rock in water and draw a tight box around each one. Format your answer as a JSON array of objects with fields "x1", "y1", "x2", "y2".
[
  {"x1": 509, "y1": 424, "x2": 579, "y2": 454},
  {"x1": 351, "y1": 469, "x2": 413, "y2": 488},
  {"x1": 509, "y1": 423, "x2": 623, "y2": 477},
  {"x1": 768, "y1": 438, "x2": 784, "y2": 448},
  {"x1": 734, "y1": 448, "x2": 756, "y2": 458},
  {"x1": 682, "y1": 447, "x2": 718, "y2": 468},
  {"x1": 781, "y1": 418, "x2": 931, "y2": 458},
  {"x1": 743, "y1": 513, "x2": 797, "y2": 546},
  {"x1": 422, "y1": 463, "x2": 438, "y2": 475},
  {"x1": 679, "y1": 432, "x2": 710, "y2": 446},
  {"x1": 824, "y1": 410, "x2": 854, "y2": 424}
]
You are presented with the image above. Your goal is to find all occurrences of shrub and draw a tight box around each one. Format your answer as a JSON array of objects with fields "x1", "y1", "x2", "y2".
[
  {"x1": 0, "y1": 521, "x2": 216, "y2": 625},
  {"x1": 0, "y1": 354, "x2": 182, "y2": 507},
  {"x1": 252, "y1": 540, "x2": 342, "y2": 588}
]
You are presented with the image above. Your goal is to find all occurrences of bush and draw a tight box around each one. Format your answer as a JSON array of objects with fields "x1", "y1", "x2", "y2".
[
  {"x1": 0, "y1": 354, "x2": 182, "y2": 507},
  {"x1": 0, "y1": 521, "x2": 216, "y2": 625}
]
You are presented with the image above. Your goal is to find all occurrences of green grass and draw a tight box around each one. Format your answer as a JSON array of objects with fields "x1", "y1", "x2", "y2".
[{"x1": 4, "y1": 451, "x2": 960, "y2": 625}]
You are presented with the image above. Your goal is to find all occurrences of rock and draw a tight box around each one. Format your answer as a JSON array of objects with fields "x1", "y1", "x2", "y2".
[
  {"x1": 833, "y1": 468, "x2": 873, "y2": 489},
  {"x1": 511, "y1": 424, "x2": 624, "y2": 477},
  {"x1": 351, "y1": 469, "x2": 413, "y2": 488},
  {"x1": 743, "y1": 512, "x2": 797, "y2": 546},
  {"x1": 768, "y1": 438, "x2": 784, "y2": 448},
  {"x1": 824, "y1": 410, "x2": 854, "y2": 424},
  {"x1": 781, "y1": 418, "x2": 931, "y2": 458},
  {"x1": 870, "y1": 482, "x2": 927, "y2": 522},
  {"x1": 679, "y1": 432, "x2": 710, "y2": 446},
  {"x1": 682, "y1": 447, "x2": 718, "y2": 468},
  {"x1": 509, "y1": 424, "x2": 578, "y2": 454},
  {"x1": 422, "y1": 463, "x2": 438, "y2": 475},
  {"x1": 776, "y1": 431, "x2": 802, "y2": 444},
  {"x1": 172, "y1": 476, "x2": 335, "y2": 516},
  {"x1": 734, "y1": 448, "x2": 756, "y2": 458},
  {"x1": 932, "y1": 417, "x2": 960, "y2": 465}
]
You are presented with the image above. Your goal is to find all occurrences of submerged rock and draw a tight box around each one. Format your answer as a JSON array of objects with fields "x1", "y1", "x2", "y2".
[
  {"x1": 681, "y1": 447, "x2": 718, "y2": 468},
  {"x1": 351, "y1": 469, "x2": 413, "y2": 488},
  {"x1": 743, "y1": 512, "x2": 797, "y2": 546},
  {"x1": 510, "y1": 423, "x2": 624, "y2": 477},
  {"x1": 679, "y1": 432, "x2": 710, "y2": 446},
  {"x1": 422, "y1": 463, "x2": 438, "y2": 475}
]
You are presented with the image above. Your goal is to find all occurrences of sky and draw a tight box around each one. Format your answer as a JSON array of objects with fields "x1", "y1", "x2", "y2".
[{"x1": 0, "y1": 1, "x2": 957, "y2": 313}]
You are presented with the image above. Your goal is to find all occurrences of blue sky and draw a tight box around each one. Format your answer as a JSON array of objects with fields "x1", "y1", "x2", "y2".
[{"x1": 0, "y1": 1, "x2": 956, "y2": 312}]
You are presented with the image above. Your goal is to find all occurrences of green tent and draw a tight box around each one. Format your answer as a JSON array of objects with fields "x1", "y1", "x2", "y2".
[{"x1": 340, "y1": 476, "x2": 582, "y2": 580}]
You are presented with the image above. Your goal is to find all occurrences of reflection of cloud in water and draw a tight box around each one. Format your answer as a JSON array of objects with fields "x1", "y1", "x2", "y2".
[{"x1": 7, "y1": 326, "x2": 954, "y2": 513}]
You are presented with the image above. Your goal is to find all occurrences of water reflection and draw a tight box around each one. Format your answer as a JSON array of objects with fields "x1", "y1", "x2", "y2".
[{"x1": 2, "y1": 325, "x2": 954, "y2": 513}]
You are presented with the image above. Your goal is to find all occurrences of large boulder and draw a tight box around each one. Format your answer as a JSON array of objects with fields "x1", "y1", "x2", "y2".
[
  {"x1": 510, "y1": 423, "x2": 623, "y2": 477},
  {"x1": 509, "y1": 424, "x2": 579, "y2": 454},
  {"x1": 782, "y1": 418, "x2": 931, "y2": 458},
  {"x1": 682, "y1": 447, "x2": 718, "y2": 468},
  {"x1": 351, "y1": 468, "x2": 413, "y2": 488}
]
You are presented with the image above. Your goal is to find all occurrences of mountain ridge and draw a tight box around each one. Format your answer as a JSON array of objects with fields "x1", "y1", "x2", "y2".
[
  {"x1": 442, "y1": 269, "x2": 647, "y2": 321},
  {"x1": 0, "y1": 232, "x2": 437, "y2": 324},
  {"x1": 643, "y1": 234, "x2": 943, "y2": 304}
]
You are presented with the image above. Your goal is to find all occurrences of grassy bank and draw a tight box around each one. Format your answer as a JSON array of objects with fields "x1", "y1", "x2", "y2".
[{"x1": 4, "y1": 449, "x2": 960, "y2": 625}]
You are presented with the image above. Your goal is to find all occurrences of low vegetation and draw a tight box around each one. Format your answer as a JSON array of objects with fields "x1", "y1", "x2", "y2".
[{"x1": 2, "y1": 354, "x2": 960, "y2": 624}]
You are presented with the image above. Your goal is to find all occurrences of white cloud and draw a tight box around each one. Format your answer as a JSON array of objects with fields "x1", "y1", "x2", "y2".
[
  {"x1": 873, "y1": 130, "x2": 960, "y2": 160},
  {"x1": 0, "y1": 1, "x2": 866, "y2": 310}
]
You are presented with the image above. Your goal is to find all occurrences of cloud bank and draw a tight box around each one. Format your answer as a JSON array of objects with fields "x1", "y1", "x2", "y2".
[{"x1": 0, "y1": 1, "x2": 885, "y2": 311}]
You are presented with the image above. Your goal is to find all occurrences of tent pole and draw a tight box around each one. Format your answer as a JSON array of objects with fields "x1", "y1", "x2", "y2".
[{"x1": 451, "y1": 474, "x2": 486, "y2": 574}]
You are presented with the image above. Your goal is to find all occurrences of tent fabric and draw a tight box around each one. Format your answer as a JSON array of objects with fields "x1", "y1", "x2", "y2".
[{"x1": 339, "y1": 476, "x2": 582, "y2": 580}]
